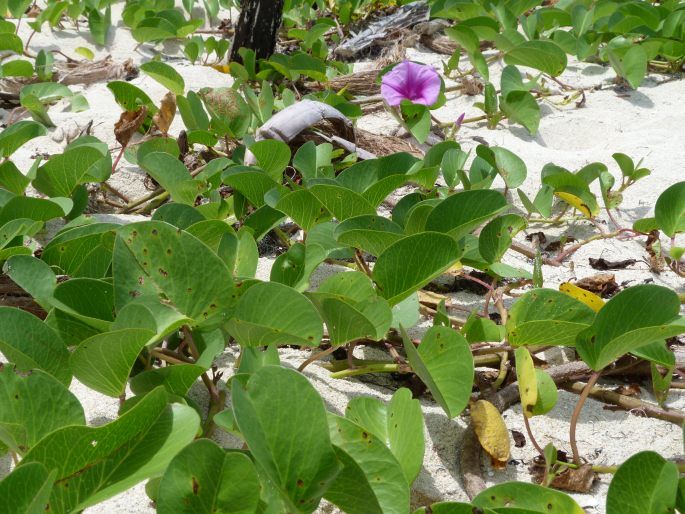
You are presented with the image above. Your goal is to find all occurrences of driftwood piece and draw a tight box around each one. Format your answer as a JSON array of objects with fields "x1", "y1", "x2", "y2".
[
  {"x1": 245, "y1": 100, "x2": 368, "y2": 164},
  {"x1": 334, "y1": 1, "x2": 430, "y2": 58},
  {"x1": 0, "y1": 57, "x2": 138, "y2": 106}
]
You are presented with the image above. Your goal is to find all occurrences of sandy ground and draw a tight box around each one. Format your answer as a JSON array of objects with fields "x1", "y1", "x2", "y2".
[{"x1": 1, "y1": 4, "x2": 685, "y2": 513}]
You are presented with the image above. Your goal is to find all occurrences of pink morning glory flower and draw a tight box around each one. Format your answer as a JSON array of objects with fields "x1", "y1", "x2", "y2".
[{"x1": 381, "y1": 60, "x2": 441, "y2": 107}]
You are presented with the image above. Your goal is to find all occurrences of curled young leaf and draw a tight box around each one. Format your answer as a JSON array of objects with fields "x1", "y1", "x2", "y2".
[
  {"x1": 114, "y1": 106, "x2": 148, "y2": 147},
  {"x1": 152, "y1": 91, "x2": 176, "y2": 135}
]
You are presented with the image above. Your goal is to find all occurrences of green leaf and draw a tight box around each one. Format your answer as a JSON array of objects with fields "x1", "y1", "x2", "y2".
[
  {"x1": 70, "y1": 328, "x2": 155, "y2": 397},
  {"x1": 334, "y1": 215, "x2": 404, "y2": 256},
  {"x1": 479, "y1": 214, "x2": 527, "y2": 263},
  {"x1": 477, "y1": 146, "x2": 527, "y2": 189},
  {"x1": 0, "y1": 121, "x2": 47, "y2": 158},
  {"x1": 0, "y1": 462, "x2": 56, "y2": 514},
  {"x1": 75, "y1": 46, "x2": 94, "y2": 60},
  {"x1": 608, "y1": 44, "x2": 648, "y2": 89},
  {"x1": 0, "y1": 33, "x2": 23, "y2": 54},
  {"x1": 507, "y1": 288, "x2": 596, "y2": 347},
  {"x1": 425, "y1": 190, "x2": 508, "y2": 240},
  {"x1": 400, "y1": 101, "x2": 432, "y2": 144},
  {"x1": 21, "y1": 387, "x2": 200, "y2": 514},
  {"x1": 41, "y1": 223, "x2": 118, "y2": 278},
  {"x1": 222, "y1": 166, "x2": 284, "y2": 208},
  {"x1": 576, "y1": 285, "x2": 685, "y2": 371},
  {"x1": 270, "y1": 242, "x2": 327, "y2": 291},
  {"x1": 87, "y1": 5, "x2": 111, "y2": 46},
  {"x1": 107, "y1": 81, "x2": 156, "y2": 112},
  {"x1": 325, "y1": 413, "x2": 410, "y2": 514},
  {"x1": 140, "y1": 61, "x2": 185, "y2": 95},
  {"x1": 0, "y1": 307, "x2": 70, "y2": 385},
  {"x1": 373, "y1": 232, "x2": 461, "y2": 305},
  {"x1": 344, "y1": 388, "x2": 424, "y2": 484},
  {"x1": 129, "y1": 364, "x2": 204, "y2": 396},
  {"x1": 3, "y1": 254, "x2": 55, "y2": 309},
  {"x1": 275, "y1": 189, "x2": 331, "y2": 232},
  {"x1": 0, "y1": 160, "x2": 30, "y2": 195},
  {"x1": 227, "y1": 281, "x2": 323, "y2": 347},
  {"x1": 139, "y1": 151, "x2": 203, "y2": 205},
  {"x1": 401, "y1": 326, "x2": 473, "y2": 418},
  {"x1": 157, "y1": 439, "x2": 260, "y2": 514},
  {"x1": 501, "y1": 90, "x2": 540, "y2": 135},
  {"x1": 114, "y1": 221, "x2": 236, "y2": 329},
  {"x1": 655, "y1": 181, "x2": 685, "y2": 237},
  {"x1": 232, "y1": 366, "x2": 341, "y2": 513},
  {"x1": 504, "y1": 40, "x2": 567, "y2": 76},
  {"x1": 474, "y1": 482, "x2": 582, "y2": 512},
  {"x1": 33, "y1": 145, "x2": 109, "y2": 197},
  {"x1": 531, "y1": 369, "x2": 557, "y2": 416},
  {"x1": 309, "y1": 184, "x2": 376, "y2": 221},
  {"x1": 0, "y1": 366, "x2": 84, "y2": 455},
  {"x1": 607, "y1": 451, "x2": 678, "y2": 514},
  {"x1": 249, "y1": 139, "x2": 291, "y2": 182}
]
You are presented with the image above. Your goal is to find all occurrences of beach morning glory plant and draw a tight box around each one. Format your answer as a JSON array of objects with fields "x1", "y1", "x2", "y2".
[{"x1": 381, "y1": 60, "x2": 444, "y2": 143}]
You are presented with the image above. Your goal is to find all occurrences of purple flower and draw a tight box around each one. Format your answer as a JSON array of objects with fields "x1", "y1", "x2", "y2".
[{"x1": 381, "y1": 60, "x2": 441, "y2": 107}]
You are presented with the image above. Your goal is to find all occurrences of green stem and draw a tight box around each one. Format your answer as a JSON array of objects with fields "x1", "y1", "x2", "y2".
[{"x1": 330, "y1": 363, "x2": 401, "y2": 379}]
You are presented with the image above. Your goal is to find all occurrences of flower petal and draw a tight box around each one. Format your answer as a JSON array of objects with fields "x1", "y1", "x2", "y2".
[
  {"x1": 410, "y1": 64, "x2": 441, "y2": 106},
  {"x1": 381, "y1": 62, "x2": 412, "y2": 106}
]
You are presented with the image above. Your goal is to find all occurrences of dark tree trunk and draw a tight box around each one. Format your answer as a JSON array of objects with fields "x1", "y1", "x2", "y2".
[{"x1": 229, "y1": 0, "x2": 285, "y2": 63}]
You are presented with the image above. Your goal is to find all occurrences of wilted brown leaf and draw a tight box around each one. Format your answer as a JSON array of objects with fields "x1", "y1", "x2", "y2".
[
  {"x1": 574, "y1": 273, "x2": 619, "y2": 298},
  {"x1": 549, "y1": 464, "x2": 596, "y2": 493},
  {"x1": 153, "y1": 91, "x2": 176, "y2": 135},
  {"x1": 114, "y1": 106, "x2": 147, "y2": 147},
  {"x1": 471, "y1": 399, "x2": 510, "y2": 469},
  {"x1": 588, "y1": 257, "x2": 637, "y2": 270}
]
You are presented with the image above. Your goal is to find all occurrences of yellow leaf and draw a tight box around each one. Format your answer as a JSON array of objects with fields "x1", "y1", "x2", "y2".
[
  {"x1": 210, "y1": 64, "x2": 231, "y2": 74},
  {"x1": 559, "y1": 282, "x2": 604, "y2": 312},
  {"x1": 515, "y1": 347, "x2": 537, "y2": 418},
  {"x1": 471, "y1": 399, "x2": 510, "y2": 469},
  {"x1": 554, "y1": 191, "x2": 594, "y2": 218}
]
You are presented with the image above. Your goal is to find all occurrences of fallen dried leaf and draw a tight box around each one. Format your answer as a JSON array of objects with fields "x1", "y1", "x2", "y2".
[
  {"x1": 525, "y1": 231, "x2": 547, "y2": 244},
  {"x1": 153, "y1": 91, "x2": 176, "y2": 135},
  {"x1": 549, "y1": 464, "x2": 596, "y2": 493},
  {"x1": 471, "y1": 399, "x2": 510, "y2": 469},
  {"x1": 574, "y1": 273, "x2": 619, "y2": 298},
  {"x1": 511, "y1": 429, "x2": 526, "y2": 448},
  {"x1": 114, "y1": 106, "x2": 147, "y2": 147},
  {"x1": 588, "y1": 257, "x2": 637, "y2": 270},
  {"x1": 544, "y1": 237, "x2": 577, "y2": 252},
  {"x1": 613, "y1": 383, "x2": 641, "y2": 397}
]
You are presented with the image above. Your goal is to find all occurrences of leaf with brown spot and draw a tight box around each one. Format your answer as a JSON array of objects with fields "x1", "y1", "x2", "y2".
[
  {"x1": 114, "y1": 106, "x2": 147, "y2": 147},
  {"x1": 470, "y1": 399, "x2": 510, "y2": 469},
  {"x1": 153, "y1": 92, "x2": 176, "y2": 135}
]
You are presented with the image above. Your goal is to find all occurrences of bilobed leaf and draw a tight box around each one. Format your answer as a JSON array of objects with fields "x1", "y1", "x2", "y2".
[
  {"x1": 477, "y1": 146, "x2": 527, "y2": 188},
  {"x1": 325, "y1": 413, "x2": 410, "y2": 514},
  {"x1": 504, "y1": 40, "x2": 567, "y2": 76},
  {"x1": 21, "y1": 387, "x2": 200, "y2": 514},
  {"x1": 425, "y1": 190, "x2": 508, "y2": 240},
  {"x1": 33, "y1": 145, "x2": 107, "y2": 197},
  {"x1": 470, "y1": 400, "x2": 510, "y2": 468},
  {"x1": 655, "y1": 181, "x2": 685, "y2": 237},
  {"x1": 0, "y1": 462, "x2": 56, "y2": 514},
  {"x1": 344, "y1": 388, "x2": 424, "y2": 484},
  {"x1": 41, "y1": 223, "x2": 118, "y2": 278},
  {"x1": 0, "y1": 366, "x2": 85, "y2": 455},
  {"x1": 113, "y1": 221, "x2": 236, "y2": 329},
  {"x1": 0, "y1": 121, "x2": 47, "y2": 158},
  {"x1": 232, "y1": 366, "x2": 341, "y2": 513},
  {"x1": 249, "y1": 139, "x2": 291, "y2": 182},
  {"x1": 576, "y1": 285, "x2": 685, "y2": 371},
  {"x1": 373, "y1": 232, "x2": 461, "y2": 305},
  {"x1": 501, "y1": 90, "x2": 540, "y2": 135},
  {"x1": 401, "y1": 326, "x2": 473, "y2": 418},
  {"x1": 606, "y1": 451, "x2": 678, "y2": 514},
  {"x1": 227, "y1": 281, "x2": 323, "y2": 347},
  {"x1": 309, "y1": 184, "x2": 376, "y2": 221},
  {"x1": 129, "y1": 363, "x2": 204, "y2": 396},
  {"x1": 0, "y1": 307, "x2": 70, "y2": 385},
  {"x1": 479, "y1": 214, "x2": 527, "y2": 263},
  {"x1": 334, "y1": 215, "x2": 404, "y2": 256},
  {"x1": 275, "y1": 189, "x2": 331, "y2": 232},
  {"x1": 70, "y1": 328, "x2": 154, "y2": 397},
  {"x1": 139, "y1": 152, "x2": 203, "y2": 205},
  {"x1": 140, "y1": 61, "x2": 185, "y2": 95},
  {"x1": 473, "y1": 482, "x2": 584, "y2": 513},
  {"x1": 156, "y1": 439, "x2": 260, "y2": 514},
  {"x1": 506, "y1": 289, "x2": 596, "y2": 347}
]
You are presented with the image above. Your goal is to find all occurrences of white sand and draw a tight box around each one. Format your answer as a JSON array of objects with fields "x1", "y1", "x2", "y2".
[{"x1": 2, "y1": 7, "x2": 684, "y2": 514}]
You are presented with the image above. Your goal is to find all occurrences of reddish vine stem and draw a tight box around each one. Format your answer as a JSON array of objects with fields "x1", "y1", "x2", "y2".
[{"x1": 569, "y1": 371, "x2": 601, "y2": 465}]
